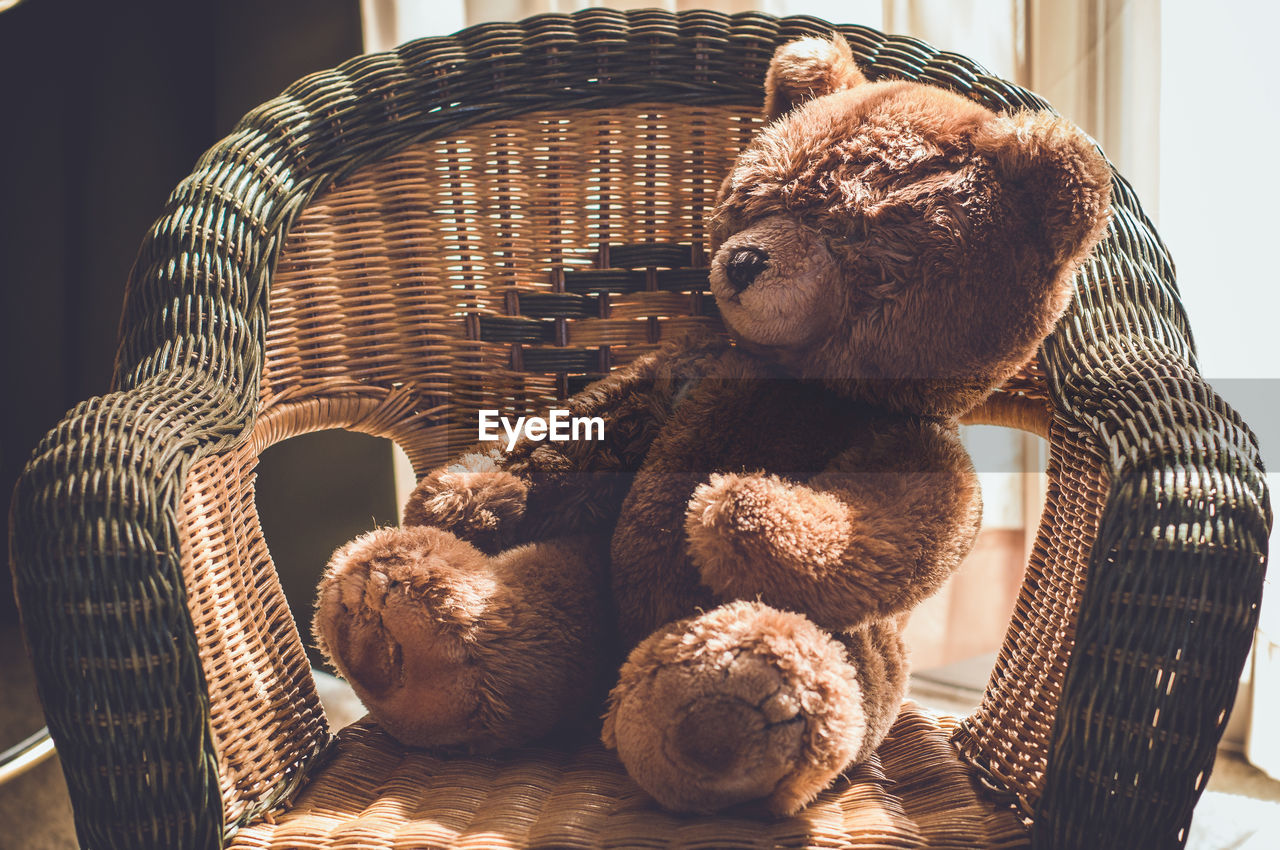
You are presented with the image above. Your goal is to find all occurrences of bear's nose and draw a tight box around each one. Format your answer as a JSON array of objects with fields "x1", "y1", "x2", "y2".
[{"x1": 725, "y1": 247, "x2": 769, "y2": 293}]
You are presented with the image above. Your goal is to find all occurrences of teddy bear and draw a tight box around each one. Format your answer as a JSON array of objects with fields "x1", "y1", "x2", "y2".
[{"x1": 312, "y1": 34, "x2": 1111, "y2": 816}]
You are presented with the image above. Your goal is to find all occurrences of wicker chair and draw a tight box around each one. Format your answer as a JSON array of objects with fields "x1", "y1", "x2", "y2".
[{"x1": 10, "y1": 9, "x2": 1270, "y2": 850}]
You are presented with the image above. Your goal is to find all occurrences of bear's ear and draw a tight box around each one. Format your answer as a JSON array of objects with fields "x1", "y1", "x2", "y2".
[
  {"x1": 764, "y1": 35, "x2": 867, "y2": 122},
  {"x1": 973, "y1": 111, "x2": 1113, "y2": 267}
]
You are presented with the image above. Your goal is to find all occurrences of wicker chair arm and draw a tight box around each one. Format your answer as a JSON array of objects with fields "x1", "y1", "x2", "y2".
[
  {"x1": 1031, "y1": 316, "x2": 1271, "y2": 845},
  {"x1": 7, "y1": 16, "x2": 367, "y2": 849},
  {"x1": 9, "y1": 371, "x2": 252, "y2": 850}
]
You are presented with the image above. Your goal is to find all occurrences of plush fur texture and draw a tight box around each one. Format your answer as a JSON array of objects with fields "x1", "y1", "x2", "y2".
[
  {"x1": 403, "y1": 452, "x2": 529, "y2": 553},
  {"x1": 314, "y1": 526, "x2": 611, "y2": 750},
  {"x1": 713, "y1": 56, "x2": 1111, "y2": 417},
  {"x1": 602, "y1": 601, "x2": 867, "y2": 815},
  {"x1": 763, "y1": 35, "x2": 866, "y2": 122},
  {"x1": 314, "y1": 33, "x2": 1111, "y2": 817}
]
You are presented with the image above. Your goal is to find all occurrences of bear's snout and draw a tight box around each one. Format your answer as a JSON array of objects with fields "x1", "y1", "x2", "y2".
[{"x1": 725, "y1": 246, "x2": 768, "y2": 292}]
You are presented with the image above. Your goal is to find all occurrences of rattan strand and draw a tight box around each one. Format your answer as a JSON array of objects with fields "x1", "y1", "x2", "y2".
[
  {"x1": 178, "y1": 438, "x2": 332, "y2": 831},
  {"x1": 9, "y1": 9, "x2": 1269, "y2": 850},
  {"x1": 952, "y1": 421, "x2": 1108, "y2": 814},
  {"x1": 260, "y1": 106, "x2": 752, "y2": 475},
  {"x1": 226, "y1": 704, "x2": 1028, "y2": 850}
]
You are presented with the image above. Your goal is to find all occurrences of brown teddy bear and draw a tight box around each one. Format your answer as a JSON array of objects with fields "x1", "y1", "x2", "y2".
[{"x1": 313, "y1": 34, "x2": 1111, "y2": 816}]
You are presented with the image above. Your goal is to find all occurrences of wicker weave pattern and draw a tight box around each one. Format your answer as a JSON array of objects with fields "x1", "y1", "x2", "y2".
[
  {"x1": 226, "y1": 705, "x2": 1029, "y2": 850},
  {"x1": 177, "y1": 435, "x2": 330, "y2": 832},
  {"x1": 260, "y1": 107, "x2": 752, "y2": 471},
  {"x1": 8, "y1": 9, "x2": 1269, "y2": 850},
  {"x1": 952, "y1": 422, "x2": 1108, "y2": 813}
]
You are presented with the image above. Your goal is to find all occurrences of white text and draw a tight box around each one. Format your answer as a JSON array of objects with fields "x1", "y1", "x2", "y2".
[{"x1": 478, "y1": 409, "x2": 605, "y2": 451}]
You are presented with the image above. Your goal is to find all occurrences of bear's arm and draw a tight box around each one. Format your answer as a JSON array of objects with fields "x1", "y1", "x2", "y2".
[
  {"x1": 684, "y1": 417, "x2": 982, "y2": 631},
  {"x1": 404, "y1": 329, "x2": 729, "y2": 549}
]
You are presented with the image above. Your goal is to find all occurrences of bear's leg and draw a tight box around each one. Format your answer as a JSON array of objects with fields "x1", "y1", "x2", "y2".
[
  {"x1": 313, "y1": 525, "x2": 612, "y2": 751},
  {"x1": 603, "y1": 601, "x2": 907, "y2": 815}
]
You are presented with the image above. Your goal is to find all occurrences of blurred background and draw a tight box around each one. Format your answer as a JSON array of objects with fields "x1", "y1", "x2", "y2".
[{"x1": 2, "y1": 1, "x2": 1278, "y2": 847}]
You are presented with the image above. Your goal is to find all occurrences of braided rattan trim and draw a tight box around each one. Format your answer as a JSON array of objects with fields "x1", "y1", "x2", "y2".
[
  {"x1": 953, "y1": 418, "x2": 1108, "y2": 814},
  {"x1": 177, "y1": 438, "x2": 333, "y2": 833}
]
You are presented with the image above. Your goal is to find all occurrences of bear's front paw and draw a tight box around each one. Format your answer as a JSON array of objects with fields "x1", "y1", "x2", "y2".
[
  {"x1": 602, "y1": 601, "x2": 863, "y2": 815},
  {"x1": 404, "y1": 452, "x2": 527, "y2": 552},
  {"x1": 685, "y1": 472, "x2": 850, "y2": 602},
  {"x1": 313, "y1": 525, "x2": 495, "y2": 748}
]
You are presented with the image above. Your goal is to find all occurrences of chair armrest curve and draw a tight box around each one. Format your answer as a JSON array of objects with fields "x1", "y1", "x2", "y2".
[
  {"x1": 10, "y1": 371, "x2": 254, "y2": 850},
  {"x1": 1034, "y1": 334, "x2": 1271, "y2": 847}
]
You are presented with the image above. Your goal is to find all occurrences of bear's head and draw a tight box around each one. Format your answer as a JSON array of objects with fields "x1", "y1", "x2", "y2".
[{"x1": 709, "y1": 35, "x2": 1112, "y2": 417}]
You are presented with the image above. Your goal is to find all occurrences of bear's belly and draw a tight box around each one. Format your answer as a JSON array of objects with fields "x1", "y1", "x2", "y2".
[{"x1": 610, "y1": 370, "x2": 871, "y2": 648}]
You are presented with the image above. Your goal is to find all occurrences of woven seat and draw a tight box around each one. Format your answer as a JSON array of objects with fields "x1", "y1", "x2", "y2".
[
  {"x1": 10, "y1": 9, "x2": 1269, "y2": 850},
  {"x1": 229, "y1": 706, "x2": 1028, "y2": 849}
]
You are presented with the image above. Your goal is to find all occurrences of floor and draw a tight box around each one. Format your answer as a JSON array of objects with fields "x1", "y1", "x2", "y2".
[
  {"x1": 0, "y1": 620, "x2": 76, "y2": 850},
  {"x1": 3, "y1": 618, "x2": 1279, "y2": 849}
]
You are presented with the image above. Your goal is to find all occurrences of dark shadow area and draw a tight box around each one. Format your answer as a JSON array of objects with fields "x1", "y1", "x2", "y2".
[
  {"x1": 255, "y1": 430, "x2": 401, "y2": 667},
  {"x1": 0, "y1": 3, "x2": 365, "y2": 844},
  {"x1": 0, "y1": 0, "x2": 364, "y2": 619}
]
